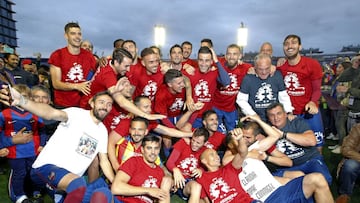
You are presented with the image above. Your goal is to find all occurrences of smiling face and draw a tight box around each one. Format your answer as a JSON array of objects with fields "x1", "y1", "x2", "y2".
[
  {"x1": 201, "y1": 149, "x2": 221, "y2": 170},
  {"x1": 225, "y1": 46, "x2": 241, "y2": 68},
  {"x1": 129, "y1": 120, "x2": 148, "y2": 144},
  {"x1": 65, "y1": 27, "x2": 82, "y2": 48},
  {"x1": 267, "y1": 105, "x2": 287, "y2": 129},
  {"x1": 122, "y1": 41, "x2": 138, "y2": 59},
  {"x1": 170, "y1": 47, "x2": 183, "y2": 65},
  {"x1": 141, "y1": 140, "x2": 161, "y2": 164},
  {"x1": 255, "y1": 56, "x2": 272, "y2": 80},
  {"x1": 182, "y1": 44, "x2": 192, "y2": 59},
  {"x1": 91, "y1": 94, "x2": 113, "y2": 121},
  {"x1": 202, "y1": 112, "x2": 218, "y2": 133},
  {"x1": 114, "y1": 56, "x2": 132, "y2": 76},
  {"x1": 283, "y1": 37, "x2": 301, "y2": 60},
  {"x1": 142, "y1": 53, "x2": 159, "y2": 74},
  {"x1": 191, "y1": 135, "x2": 206, "y2": 152},
  {"x1": 168, "y1": 76, "x2": 185, "y2": 94},
  {"x1": 198, "y1": 53, "x2": 212, "y2": 73}
]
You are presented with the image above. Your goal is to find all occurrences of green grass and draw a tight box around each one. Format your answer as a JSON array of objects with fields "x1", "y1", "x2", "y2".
[{"x1": 0, "y1": 141, "x2": 359, "y2": 203}]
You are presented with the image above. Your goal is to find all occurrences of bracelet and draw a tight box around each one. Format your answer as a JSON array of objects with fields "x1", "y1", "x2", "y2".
[
  {"x1": 265, "y1": 155, "x2": 269, "y2": 162},
  {"x1": 282, "y1": 131, "x2": 287, "y2": 139}
]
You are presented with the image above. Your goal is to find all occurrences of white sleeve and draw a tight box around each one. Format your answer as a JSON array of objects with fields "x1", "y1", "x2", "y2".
[
  {"x1": 278, "y1": 90, "x2": 294, "y2": 113},
  {"x1": 236, "y1": 91, "x2": 257, "y2": 116}
]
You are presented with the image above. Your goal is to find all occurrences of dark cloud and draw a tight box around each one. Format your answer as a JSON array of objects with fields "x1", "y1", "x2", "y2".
[{"x1": 14, "y1": 0, "x2": 360, "y2": 58}]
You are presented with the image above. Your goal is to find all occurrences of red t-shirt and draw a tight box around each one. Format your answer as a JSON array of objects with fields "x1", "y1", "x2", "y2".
[
  {"x1": 182, "y1": 58, "x2": 198, "y2": 69},
  {"x1": 80, "y1": 63, "x2": 118, "y2": 109},
  {"x1": 197, "y1": 163, "x2": 253, "y2": 203},
  {"x1": 213, "y1": 60, "x2": 252, "y2": 112},
  {"x1": 116, "y1": 156, "x2": 165, "y2": 203},
  {"x1": 183, "y1": 69, "x2": 219, "y2": 118},
  {"x1": 205, "y1": 131, "x2": 225, "y2": 150},
  {"x1": 166, "y1": 138, "x2": 205, "y2": 179},
  {"x1": 277, "y1": 57, "x2": 323, "y2": 114},
  {"x1": 48, "y1": 47, "x2": 96, "y2": 107},
  {"x1": 126, "y1": 66, "x2": 164, "y2": 102},
  {"x1": 102, "y1": 105, "x2": 130, "y2": 133},
  {"x1": 111, "y1": 117, "x2": 159, "y2": 137},
  {"x1": 154, "y1": 84, "x2": 185, "y2": 118}
]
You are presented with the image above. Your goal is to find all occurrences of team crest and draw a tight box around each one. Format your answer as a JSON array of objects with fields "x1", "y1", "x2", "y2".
[
  {"x1": 284, "y1": 72, "x2": 305, "y2": 96},
  {"x1": 67, "y1": 63, "x2": 84, "y2": 82},
  {"x1": 195, "y1": 79, "x2": 211, "y2": 102},
  {"x1": 143, "y1": 80, "x2": 158, "y2": 101},
  {"x1": 209, "y1": 177, "x2": 238, "y2": 202}
]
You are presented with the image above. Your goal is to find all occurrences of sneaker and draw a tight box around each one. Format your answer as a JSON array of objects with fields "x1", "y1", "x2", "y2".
[
  {"x1": 331, "y1": 146, "x2": 341, "y2": 154},
  {"x1": 21, "y1": 199, "x2": 32, "y2": 203},
  {"x1": 328, "y1": 144, "x2": 339, "y2": 150},
  {"x1": 32, "y1": 193, "x2": 44, "y2": 203},
  {"x1": 326, "y1": 133, "x2": 339, "y2": 140},
  {"x1": 335, "y1": 194, "x2": 350, "y2": 203}
]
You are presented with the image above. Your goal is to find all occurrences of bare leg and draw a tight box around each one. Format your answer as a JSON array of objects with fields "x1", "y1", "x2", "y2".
[
  {"x1": 302, "y1": 173, "x2": 334, "y2": 203},
  {"x1": 159, "y1": 175, "x2": 172, "y2": 203},
  {"x1": 87, "y1": 155, "x2": 100, "y2": 183},
  {"x1": 184, "y1": 180, "x2": 202, "y2": 203},
  {"x1": 283, "y1": 170, "x2": 304, "y2": 180}
]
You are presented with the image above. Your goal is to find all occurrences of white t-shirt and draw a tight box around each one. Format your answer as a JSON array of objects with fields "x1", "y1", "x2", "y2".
[
  {"x1": 239, "y1": 141, "x2": 281, "y2": 202},
  {"x1": 32, "y1": 107, "x2": 108, "y2": 176}
]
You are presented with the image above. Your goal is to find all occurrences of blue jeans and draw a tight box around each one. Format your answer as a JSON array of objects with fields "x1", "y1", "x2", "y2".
[
  {"x1": 338, "y1": 159, "x2": 360, "y2": 195},
  {"x1": 275, "y1": 156, "x2": 332, "y2": 185},
  {"x1": 213, "y1": 107, "x2": 238, "y2": 134}
]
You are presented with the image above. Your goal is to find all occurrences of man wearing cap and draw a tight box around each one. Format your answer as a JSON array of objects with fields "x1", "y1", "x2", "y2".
[{"x1": 22, "y1": 59, "x2": 37, "y2": 74}]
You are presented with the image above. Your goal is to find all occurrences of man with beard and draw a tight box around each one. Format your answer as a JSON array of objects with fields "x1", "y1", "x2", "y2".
[
  {"x1": 115, "y1": 117, "x2": 162, "y2": 166},
  {"x1": 80, "y1": 48, "x2": 165, "y2": 131},
  {"x1": 122, "y1": 40, "x2": 143, "y2": 69},
  {"x1": 0, "y1": 87, "x2": 115, "y2": 203},
  {"x1": 213, "y1": 44, "x2": 252, "y2": 133},
  {"x1": 181, "y1": 41, "x2": 197, "y2": 68},
  {"x1": 277, "y1": 34, "x2": 324, "y2": 152}
]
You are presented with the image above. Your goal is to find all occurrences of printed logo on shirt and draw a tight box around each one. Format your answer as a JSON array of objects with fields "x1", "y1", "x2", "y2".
[
  {"x1": 195, "y1": 79, "x2": 211, "y2": 102},
  {"x1": 254, "y1": 83, "x2": 276, "y2": 109},
  {"x1": 143, "y1": 80, "x2": 158, "y2": 101},
  {"x1": 76, "y1": 134, "x2": 98, "y2": 158},
  {"x1": 284, "y1": 72, "x2": 305, "y2": 96},
  {"x1": 276, "y1": 138, "x2": 304, "y2": 160},
  {"x1": 134, "y1": 176, "x2": 160, "y2": 203},
  {"x1": 7, "y1": 120, "x2": 16, "y2": 124},
  {"x1": 177, "y1": 154, "x2": 198, "y2": 177},
  {"x1": 66, "y1": 63, "x2": 85, "y2": 82},
  {"x1": 220, "y1": 73, "x2": 239, "y2": 95},
  {"x1": 110, "y1": 113, "x2": 129, "y2": 130},
  {"x1": 169, "y1": 98, "x2": 184, "y2": 112},
  {"x1": 209, "y1": 177, "x2": 238, "y2": 202}
]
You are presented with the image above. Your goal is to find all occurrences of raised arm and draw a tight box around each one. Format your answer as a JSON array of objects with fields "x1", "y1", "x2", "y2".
[
  {"x1": 240, "y1": 115, "x2": 282, "y2": 151},
  {"x1": 5, "y1": 86, "x2": 68, "y2": 122},
  {"x1": 231, "y1": 130, "x2": 248, "y2": 169}
]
